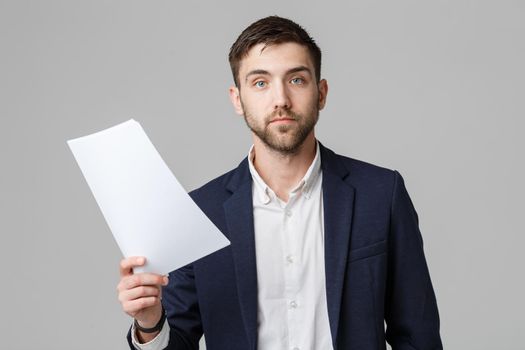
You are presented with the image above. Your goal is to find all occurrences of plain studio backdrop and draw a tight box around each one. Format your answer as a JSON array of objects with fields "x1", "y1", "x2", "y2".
[{"x1": 0, "y1": 1, "x2": 523, "y2": 349}]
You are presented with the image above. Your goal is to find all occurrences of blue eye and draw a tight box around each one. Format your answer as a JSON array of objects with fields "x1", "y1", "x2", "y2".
[
  {"x1": 291, "y1": 77, "x2": 304, "y2": 84},
  {"x1": 255, "y1": 81, "x2": 266, "y2": 88}
]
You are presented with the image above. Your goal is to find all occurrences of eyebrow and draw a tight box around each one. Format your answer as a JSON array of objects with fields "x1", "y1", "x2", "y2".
[{"x1": 244, "y1": 66, "x2": 312, "y2": 83}]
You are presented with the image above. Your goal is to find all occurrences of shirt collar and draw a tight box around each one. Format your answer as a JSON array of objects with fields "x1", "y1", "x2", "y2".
[{"x1": 247, "y1": 141, "x2": 322, "y2": 204}]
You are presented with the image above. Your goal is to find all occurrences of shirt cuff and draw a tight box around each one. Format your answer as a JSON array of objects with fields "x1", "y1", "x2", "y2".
[{"x1": 131, "y1": 318, "x2": 170, "y2": 350}]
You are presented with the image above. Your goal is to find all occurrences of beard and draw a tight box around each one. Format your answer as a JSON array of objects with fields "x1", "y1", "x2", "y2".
[{"x1": 241, "y1": 98, "x2": 319, "y2": 155}]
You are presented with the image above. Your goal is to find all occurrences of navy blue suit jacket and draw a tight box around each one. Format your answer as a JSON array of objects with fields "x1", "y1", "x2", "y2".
[{"x1": 128, "y1": 143, "x2": 442, "y2": 349}]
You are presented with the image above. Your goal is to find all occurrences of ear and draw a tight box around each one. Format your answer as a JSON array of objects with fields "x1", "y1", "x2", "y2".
[
  {"x1": 229, "y1": 85, "x2": 244, "y2": 116},
  {"x1": 318, "y1": 79, "x2": 328, "y2": 110}
]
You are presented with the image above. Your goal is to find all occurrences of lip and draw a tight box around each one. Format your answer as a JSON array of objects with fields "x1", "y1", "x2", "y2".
[{"x1": 269, "y1": 118, "x2": 296, "y2": 124}]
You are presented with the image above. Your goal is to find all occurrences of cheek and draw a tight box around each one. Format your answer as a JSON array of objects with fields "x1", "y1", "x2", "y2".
[
  {"x1": 293, "y1": 89, "x2": 319, "y2": 109},
  {"x1": 243, "y1": 94, "x2": 271, "y2": 113}
]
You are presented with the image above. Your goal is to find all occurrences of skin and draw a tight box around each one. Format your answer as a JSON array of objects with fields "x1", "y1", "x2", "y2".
[
  {"x1": 117, "y1": 41, "x2": 328, "y2": 343},
  {"x1": 117, "y1": 257, "x2": 168, "y2": 342}
]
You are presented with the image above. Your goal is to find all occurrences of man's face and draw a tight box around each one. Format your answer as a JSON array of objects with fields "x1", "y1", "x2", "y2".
[{"x1": 229, "y1": 42, "x2": 328, "y2": 154}]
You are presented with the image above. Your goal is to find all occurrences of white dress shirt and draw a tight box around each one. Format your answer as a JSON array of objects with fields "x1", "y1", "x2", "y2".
[{"x1": 132, "y1": 142, "x2": 333, "y2": 350}]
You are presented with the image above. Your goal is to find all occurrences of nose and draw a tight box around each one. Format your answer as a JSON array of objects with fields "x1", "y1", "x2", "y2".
[{"x1": 272, "y1": 81, "x2": 291, "y2": 110}]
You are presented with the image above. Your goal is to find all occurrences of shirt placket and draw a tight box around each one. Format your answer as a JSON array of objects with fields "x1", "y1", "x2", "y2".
[{"x1": 282, "y1": 192, "x2": 303, "y2": 350}]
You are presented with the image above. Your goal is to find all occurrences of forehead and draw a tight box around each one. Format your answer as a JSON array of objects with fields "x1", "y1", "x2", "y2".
[{"x1": 239, "y1": 42, "x2": 314, "y2": 76}]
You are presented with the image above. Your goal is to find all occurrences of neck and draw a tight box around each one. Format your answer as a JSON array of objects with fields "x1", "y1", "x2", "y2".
[{"x1": 252, "y1": 133, "x2": 317, "y2": 202}]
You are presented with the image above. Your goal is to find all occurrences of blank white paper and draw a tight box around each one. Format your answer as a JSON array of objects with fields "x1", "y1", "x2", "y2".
[{"x1": 67, "y1": 119, "x2": 230, "y2": 275}]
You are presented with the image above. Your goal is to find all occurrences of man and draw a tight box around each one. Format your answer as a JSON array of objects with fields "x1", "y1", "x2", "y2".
[{"x1": 117, "y1": 16, "x2": 443, "y2": 349}]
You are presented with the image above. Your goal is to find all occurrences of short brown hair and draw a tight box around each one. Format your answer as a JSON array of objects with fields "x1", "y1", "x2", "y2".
[{"x1": 228, "y1": 16, "x2": 322, "y2": 87}]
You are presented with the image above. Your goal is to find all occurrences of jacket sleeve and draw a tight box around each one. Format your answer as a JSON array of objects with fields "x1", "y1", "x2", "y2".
[
  {"x1": 384, "y1": 171, "x2": 443, "y2": 349},
  {"x1": 126, "y1": 264, "x2": 203, "y2": 350}
]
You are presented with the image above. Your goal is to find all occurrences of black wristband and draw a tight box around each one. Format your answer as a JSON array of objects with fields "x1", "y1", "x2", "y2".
[{"x1": 134, "y1": 310, "x2": 166, "y2": 334}]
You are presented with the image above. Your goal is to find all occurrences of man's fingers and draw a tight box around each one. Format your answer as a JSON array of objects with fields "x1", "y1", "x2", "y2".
[
  {"x1": 119, "y1": 256, "x2": 146, "y2": 276},
  {"x1": 119, "y1": 286, "x2": 160, "y2": 303},
  {"x1": 119, "y1": 273, "x2": 168, "y2": 291},
  {"x1": 117, "y1": 258, "x2": 167, "y2": 320},
  {"x1": 122, "y1": 296, "x2": 161, "y2": 315}
]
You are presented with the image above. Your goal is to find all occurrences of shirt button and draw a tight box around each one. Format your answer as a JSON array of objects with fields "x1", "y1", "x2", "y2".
[
  {"x1": 289, "y1": 300, "x2": 298, "y2": 309},
  {"x1": 285, "y1": 209, "x2": 292, "y2": 217},
  {"x1": 286, "y1": 255, "x2": 294, "y2": 263}
]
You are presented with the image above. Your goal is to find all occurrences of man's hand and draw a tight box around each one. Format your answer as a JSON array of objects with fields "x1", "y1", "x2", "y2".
[{"x1": 117, "y1": 257, "x2": 168, "y2": 342}]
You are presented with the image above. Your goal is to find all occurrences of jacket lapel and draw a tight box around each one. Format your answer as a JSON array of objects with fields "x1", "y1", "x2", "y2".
[
  {"x1": 223, "y1": 159, "x2": 258, "y2": 350},
  {"x1": 320, "y1": 144, "x2": 356, "y2": 346}
]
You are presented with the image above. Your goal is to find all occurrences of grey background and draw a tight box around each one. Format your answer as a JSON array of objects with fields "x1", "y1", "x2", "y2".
[{"x1": 1, "y1": 1, "x2": 523, "y2": 349}]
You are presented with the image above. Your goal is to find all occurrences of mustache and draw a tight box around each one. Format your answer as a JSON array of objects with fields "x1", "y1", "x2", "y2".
[{"x1": 267, "y1": 108, "x2": 299, "y2": 122}]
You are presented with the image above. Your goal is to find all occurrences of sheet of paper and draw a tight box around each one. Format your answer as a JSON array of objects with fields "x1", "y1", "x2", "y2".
[{"x1": 67, "y1": 119, "x2": 230, "y2": 275}]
